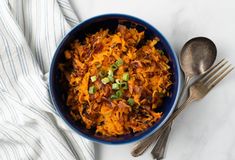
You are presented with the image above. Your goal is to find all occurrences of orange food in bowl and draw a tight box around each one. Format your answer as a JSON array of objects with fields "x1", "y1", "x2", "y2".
[{"x1": 59, "y1": 25, "x2": 172, "y2": 137}]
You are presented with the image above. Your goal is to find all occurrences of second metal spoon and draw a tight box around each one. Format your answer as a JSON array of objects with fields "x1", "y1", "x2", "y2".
[{"x1": 131, "y1": 37, "x2": 217, "y2": 157}]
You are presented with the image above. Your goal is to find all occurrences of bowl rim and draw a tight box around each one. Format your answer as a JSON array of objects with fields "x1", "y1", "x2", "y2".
[{"x1": 49, "y1": 13, "x2": 181, "y2": 145}]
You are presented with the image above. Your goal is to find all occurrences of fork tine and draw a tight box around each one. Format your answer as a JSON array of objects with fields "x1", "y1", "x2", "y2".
[
  {"x1": 206, "y1": 64, "x2": 231, "y2": 86},
  {"x1": 204, "y1": 58, "x2": 225, "y2": 74},
  {"x1": 208, "y1": 66, "x2": 234, "y2": 91},
  {"x1": 199, "y1": 59, "x2": 228, "y2": 83},
  {"x1": 199, "y1": 59, "x2": 225, "y2": 82}
]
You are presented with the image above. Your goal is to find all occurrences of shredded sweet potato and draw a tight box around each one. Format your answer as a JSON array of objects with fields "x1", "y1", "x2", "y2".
[{"x1": 59, "y1": 25, "x2": 172, "y2": 136}]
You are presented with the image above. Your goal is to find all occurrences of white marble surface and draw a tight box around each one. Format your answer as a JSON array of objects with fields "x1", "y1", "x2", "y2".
[{"x1": 71, "y1": 0, "x2": 235, "y2": 159}]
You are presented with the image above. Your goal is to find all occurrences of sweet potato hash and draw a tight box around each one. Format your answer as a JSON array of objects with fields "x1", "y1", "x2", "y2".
[{"x1": 59, "y1": 25, "x2": 172, "y2": 136}]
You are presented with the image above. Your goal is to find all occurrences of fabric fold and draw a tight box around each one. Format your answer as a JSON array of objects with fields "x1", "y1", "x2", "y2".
[{"x1": 0, "y1": 0, "x2": 94, "y2": 159}]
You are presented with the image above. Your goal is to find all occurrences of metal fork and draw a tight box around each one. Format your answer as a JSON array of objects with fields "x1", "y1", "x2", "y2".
[{"x1": 131, "y1": 59, "x2": 233, "y2": 158}]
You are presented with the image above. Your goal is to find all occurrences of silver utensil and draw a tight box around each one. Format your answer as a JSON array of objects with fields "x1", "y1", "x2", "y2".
[
  {"x1": 131, "y1": 59, "x2": 233, "y2": 157},
  {"x1": 151, "y1": 126, "x2": 171, "y2": 160},
  {"x1": 180, "y1": 37, "x2": 217, "y2": 84},
  {"x1": 151, "y1": 37, "x2": 217, "y2": 159},
  {"x1": 131, "y1": 37, "x2": 217, "y2": 157}
]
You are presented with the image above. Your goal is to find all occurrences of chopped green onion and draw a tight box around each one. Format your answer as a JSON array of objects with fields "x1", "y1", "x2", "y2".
[
  {"x1": 108, "y1": 69, "x2": 113, "y2": 77},
  {"x1": 122, "y1": 72, "x2": 129, "y2": 81},
  {"x1": 108, "y1": 76, "x2": 114, "y2": 82},
  {"x1": 111, "y1": 64, "x2": 118, "y2": 71},
  {"x1": 111, "y1": 94, "x2": 118, "y2": 99},
  {"x1": 158, "y1": 50, "x2": 164, "y2": 55},
  {"x1": 115, "y1": 79, "x2": 121, "y2": 84},
  {"x1": 127, "y1": 98, "x2": 134, "y2": 106},
  {"x1": 90, "y1": 76, "x2": 97, "y2": 82},
  {"x1": 120, "y1": 82, "x2": 128, "y2": 90},
  {"x1": 88, "y1": 86, "x2": 96, "y2": 94},
  {"x1": 99, "y1": 70, "x2": 107, "y2": 78},
  {"x1": 107, "y1": 69, "x2": 114, "y2": 82},
  {"x1": 101, "y1": 77, "x2": 110, "y2": 84},
  {"x1": 115, "y1": 58, "x2": 123, "y2": 67},
  {"x1": 112, "y1": 83, "x2": 120, "y2": 90},
  {"x1": 115, "y1": 90, "x2": 123, "y2": 98}
]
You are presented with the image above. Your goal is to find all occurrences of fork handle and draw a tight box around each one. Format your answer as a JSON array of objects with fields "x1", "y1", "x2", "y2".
[
  {"x1": 151, "y1": 125, "x2": 171, "y2": 159},
  {"x1": 131, "y1": 127, "x2": 163, "y2": 157},
  {"x1": 150, "y1": 77, "x2": 191, "y2": 159},
  {"x1": 131, "y1": 96, "x2": 193, "y2": 157}
]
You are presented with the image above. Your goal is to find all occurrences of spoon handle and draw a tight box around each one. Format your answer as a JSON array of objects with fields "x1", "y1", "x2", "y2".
[{"x1": 131, "y1": 96, "x2": 193, "y2": 157}]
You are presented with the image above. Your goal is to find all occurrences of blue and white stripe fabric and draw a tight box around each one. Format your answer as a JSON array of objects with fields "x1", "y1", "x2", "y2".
[{"x1": 0, "y1": 0, "x2": 95, "y2": 159}]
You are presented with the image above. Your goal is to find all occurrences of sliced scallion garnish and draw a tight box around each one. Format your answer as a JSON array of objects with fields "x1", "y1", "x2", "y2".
[
  {"x1": 115, "y1": 79, "x2": 121, "y2": 84},
  {"x1": 120, "y1": 82, "x2": 128, "y2": 90},
  {"x1": 111, "y1": 94, "x2": 118, "y2": 99},
  {"x1": 101, "y1": 77, "x2": 110, "y2": 84},
  {"x1": 108, "y1": 69, "x2": 113, "y2": 77},
  {"x1": 112, "y1": 83, "x2": 120, "y2": 90},
  {"x1": 111, "y1": 64, "x2": 118, "y2": 71},
  {"x1": 107, "y1": 69, "x2": 114, "y2": 82},
  {"x1": 115, "y1": 90, "x2": 123, "y2": 98},
  {"x1": 115, "y1": 58, "x2": 123, "y2": 67},
  {"x1": 108, "y1": 76, "x2": 114, "y2": 82},
  {"x1": 158, "y1": 50, "x2": 164, "y2": 55},
  {"x1": 90, "y1": 76, "x2": 97, "y2": 82},
  {"x1": 127, "y1": 98, "x2": 134, "y2": 106},
  {"x1": 122, "y1": 72, "x2": 129, "y2": 81},
  {"x1": 88, "y1": 86, "x2": 96, "y2": 94},
  {"x1": 99, "y1": 70, "x2": 107, "y2": 78}
]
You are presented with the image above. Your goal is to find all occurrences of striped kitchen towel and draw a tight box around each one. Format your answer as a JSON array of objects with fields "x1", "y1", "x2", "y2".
[{"x1": 0, "y1": 0, "x2": 95, "y2": 159}]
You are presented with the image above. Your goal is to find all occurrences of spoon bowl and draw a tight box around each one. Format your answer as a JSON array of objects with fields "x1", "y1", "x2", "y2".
[{"x1": 180, "y1": 37, "x2": 217, "y2": 79}]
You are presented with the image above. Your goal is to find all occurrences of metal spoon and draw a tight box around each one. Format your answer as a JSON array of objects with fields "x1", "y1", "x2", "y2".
[
  {"x1": 131, "y1": 37, "x2": 217, "y2": 157},
  {"x1": 180, "y1": 37, "x2": 217, "y2": 85}
]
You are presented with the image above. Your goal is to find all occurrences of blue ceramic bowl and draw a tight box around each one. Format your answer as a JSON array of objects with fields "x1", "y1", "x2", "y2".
[{"x1": 49, "y1": 14, "x2": 181, "y2": 144}]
